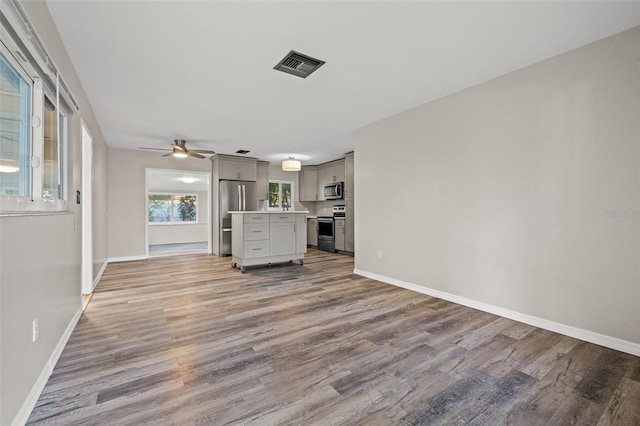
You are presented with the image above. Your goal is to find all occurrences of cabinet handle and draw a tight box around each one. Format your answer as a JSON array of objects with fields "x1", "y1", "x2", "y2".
[
  {"x1": 252, "y1": 248, "x2": 262, "y2": 251},
  {"x1": 252, "y1": 230, "x2": 262, "y2": 233}
]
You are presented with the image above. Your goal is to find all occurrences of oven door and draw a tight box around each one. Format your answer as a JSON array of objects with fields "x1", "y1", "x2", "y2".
[{"x1": 317, "y1": 218, "x2": 335, "y2": 252}]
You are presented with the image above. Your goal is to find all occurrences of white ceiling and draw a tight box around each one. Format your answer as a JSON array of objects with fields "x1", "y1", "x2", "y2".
[{"x1": 45, "y1": 1, "x2": 640, "y2": 165}]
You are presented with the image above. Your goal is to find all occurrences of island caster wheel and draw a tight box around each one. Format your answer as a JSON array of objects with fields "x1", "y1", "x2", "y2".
[
  {"x1": 268, "y1": 262, "x2": 272, "y2": 268},
  {"x1": 231, "y1": 262, "x2": 237, "y2": 269},
  {"x1": 299, "y1": 259, "x2": 304, "y2": 265},
  {"x1": 289, "y1": 260, "x2": 293, "y2": 264},
  {"x1": 241, "y1": 266, "x2": 246, "y2": 273}
]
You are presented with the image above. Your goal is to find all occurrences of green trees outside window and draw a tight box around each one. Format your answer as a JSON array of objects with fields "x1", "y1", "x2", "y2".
[
  {"x1": 148, "y1": 193, "x2": 197, "y2": 223},
  {"x1": 268, "y1": 181, "x2": 293, "y2": 210}
]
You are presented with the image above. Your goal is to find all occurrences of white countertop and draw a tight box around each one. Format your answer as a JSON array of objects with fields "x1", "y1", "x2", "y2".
[{"x1": 229, "y1": 211, "x2": 309, "y2": 214}]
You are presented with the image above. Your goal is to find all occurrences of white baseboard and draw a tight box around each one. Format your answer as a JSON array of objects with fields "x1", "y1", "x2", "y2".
[
  {"x1": 354, "y1": 268, "x2": 640, "y2": 357},
  {"x1": 13, "y1": 307, "x2": 83, "y2": 426},
  {"x1": 107, "y1": 255, "x2": 148, "y2": 263},
  {"x1": 93, "y1": 260, "x2": 108, "y2": 289}
]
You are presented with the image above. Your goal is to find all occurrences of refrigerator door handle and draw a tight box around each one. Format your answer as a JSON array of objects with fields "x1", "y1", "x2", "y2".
[
  {"x1": 242, "y1": 184, "x2": 246, "y2": 211},
  {"x1": 237, "y1": 184, "x2": 242, "y2": 212}
]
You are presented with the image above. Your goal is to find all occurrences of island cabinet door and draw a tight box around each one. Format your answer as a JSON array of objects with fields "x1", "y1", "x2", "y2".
[
  {"x1": 269, "y1": 222, "x2": 296, "y2": 255},
  {"x1": 296, "y1": 214, "x2": 307, "y2": 253}
]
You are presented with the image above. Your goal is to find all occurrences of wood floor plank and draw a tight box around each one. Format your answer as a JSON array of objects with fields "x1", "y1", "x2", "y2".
[{"x1": 26, "y1": 249, "x2": 640, "y2": 425}]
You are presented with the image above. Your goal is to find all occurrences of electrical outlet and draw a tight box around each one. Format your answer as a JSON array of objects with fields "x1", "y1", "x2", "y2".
[
  {"x1": 376, "y1": 250, "x2": 383, "y2": 260},
  {"x1": 32, "y1": 318, "x2": 39, "y2": 342}
]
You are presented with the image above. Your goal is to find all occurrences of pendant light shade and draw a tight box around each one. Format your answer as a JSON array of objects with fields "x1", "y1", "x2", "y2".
[{"x1": 282, "y1": 157, "x2": 301, "y2": 171}]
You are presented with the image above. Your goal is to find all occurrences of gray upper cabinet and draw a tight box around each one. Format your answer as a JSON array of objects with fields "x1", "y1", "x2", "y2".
[
  {"x1": 325, "y1": 160, "x2": 345, "y2": 184},
  {"x1": 299, "y1": 167, "x2": 318, "y2": 202},
  {"x1": 316, "y1": 167, "x2": 326, "y2": 201},
  {"x1": 316, "y1": 159, "x2": 345, "y2": 200},
  {"x1": 218, "y1": 156, "x2": 257, "y2": 181},
  {"x1": 344, "y1": 152, "x2": 354, "y2": 200},
  {"x1": 257, "y1": 161, "x2": 269, "y2": 200}
]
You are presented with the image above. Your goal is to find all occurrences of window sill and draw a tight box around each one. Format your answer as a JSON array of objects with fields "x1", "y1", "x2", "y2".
[
  {"x1": 0, "y1": 210, "x2": 72, "y2": 217},
  {"x1": 0, "y1": 196, "x2": 68, "y2": 215},
  {"x1": 148, "y1": 222, "x2": 201, "y2": 226}
]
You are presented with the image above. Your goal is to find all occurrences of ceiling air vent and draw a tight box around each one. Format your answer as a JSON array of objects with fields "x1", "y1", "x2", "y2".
[{"x1": 273, "y1": 50, "x2": 325, "y2": 79}]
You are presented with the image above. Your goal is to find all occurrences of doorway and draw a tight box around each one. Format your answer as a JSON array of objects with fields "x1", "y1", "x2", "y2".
[{"x1": 145, "y1": 168, "x2": 211, "y2": 257}]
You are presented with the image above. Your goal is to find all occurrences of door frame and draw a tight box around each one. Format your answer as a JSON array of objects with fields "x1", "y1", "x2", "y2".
[
  {"x1": 81, "y1": 121, "x2": 94, "y2": 295},
  {"x1": 145, "y1": 168, "x2": 212, "y2": 257}
]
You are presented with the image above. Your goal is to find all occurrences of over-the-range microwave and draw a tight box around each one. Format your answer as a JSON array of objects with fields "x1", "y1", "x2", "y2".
[{"x1": 324, "y1": 182, "x2": 344, "y2": 200}]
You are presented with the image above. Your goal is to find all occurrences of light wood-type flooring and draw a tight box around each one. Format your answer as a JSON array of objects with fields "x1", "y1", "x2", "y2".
[{"x1": 28, "y1": 249, "x2": 640, "y2": 425}]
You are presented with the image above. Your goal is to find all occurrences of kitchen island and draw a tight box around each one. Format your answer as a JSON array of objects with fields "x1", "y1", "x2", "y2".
[{"x1": 231, "y1": 211, "x2": 308, "y2": 273}]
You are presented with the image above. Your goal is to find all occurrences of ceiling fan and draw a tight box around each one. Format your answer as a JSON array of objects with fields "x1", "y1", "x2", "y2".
[{"x1": 139, "y1": 139, "x2": 216, "y2": 159}]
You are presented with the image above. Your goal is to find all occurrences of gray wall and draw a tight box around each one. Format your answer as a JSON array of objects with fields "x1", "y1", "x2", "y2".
[
  {"x1": 354, "y1": 27, "x2": 640, "y2": 346},
  {"x1": 108, "y1": 149, "x2": 211, "y2": 259},
  {"x1": 0, "y1": 1, "x2": 109, "y2": 424}
]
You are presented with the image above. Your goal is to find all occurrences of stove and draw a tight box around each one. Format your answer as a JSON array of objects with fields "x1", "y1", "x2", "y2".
[{"x1": 317, "y1": 205, "x2": 346, "y2": 252}]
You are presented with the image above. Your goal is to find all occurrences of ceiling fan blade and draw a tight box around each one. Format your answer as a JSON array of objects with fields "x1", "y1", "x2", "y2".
[
  {"x1": 140, "y1": 147, "x2": 171, "y2": 151},
  {"x1": 186, "y1": 151, "x2": 205, "y2": 159},
  {"x1": 173, "y1": 144, "x2": 188, "y2": 152},
  {"x1": 192, "y1": 149, "x2": 216, "y2": 154},
  {"x1": 161, "y1": 152, "x2": 174, "y2": 157}
]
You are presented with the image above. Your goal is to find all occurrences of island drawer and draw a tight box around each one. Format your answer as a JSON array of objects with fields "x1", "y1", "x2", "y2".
[
  {"x1": 244, "y1": 240, "x2": 270, "y2": 258},
  {"x1": 244, "y1": 214, "x2": 269, "y2": 223},
  {"x1": 270, "y1": 214, "x2": 296, "y2": 223},
  {"x1": 244, "y1": 223, "x2": 269, "y2": 241}
]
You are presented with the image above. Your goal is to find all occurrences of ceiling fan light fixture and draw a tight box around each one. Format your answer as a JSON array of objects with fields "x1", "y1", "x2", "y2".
[
  {"x1": 282, "y1": 157, "x2": 301, "y2": 171},
  {"x1": 173, "y1": 152, "x2": 188, "y2": 158}
]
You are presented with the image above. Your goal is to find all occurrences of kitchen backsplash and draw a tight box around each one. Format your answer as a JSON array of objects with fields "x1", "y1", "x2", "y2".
[{"x1": 315, "y1": 200, "x2": 340, "y2": 217}]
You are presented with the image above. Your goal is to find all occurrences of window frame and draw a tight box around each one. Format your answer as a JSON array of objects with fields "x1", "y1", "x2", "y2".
[
  {"x1": 267, "y1": 180, "x2": 294, "y2": 211},
  {"x1": 0, "y1": 43, "x2": 32, "y2": 204},
  {"x1": 148, "y1": 192, "x2": 199, "y2": 225},
  {"x1": 0, "y1": 28, "x2": 69, "y2": 213}
]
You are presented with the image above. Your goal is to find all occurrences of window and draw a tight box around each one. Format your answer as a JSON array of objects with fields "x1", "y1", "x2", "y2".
[
  {"x1": 268, "y1": 181, "x2": 293, "y2": 210},
  {"x1": 0, "y1": 51, "x2": 31, "y2": 197},
  {"x1": 43, "y1": 95, "x2": 64, "y2": 200},
  {"x1": 148, "y1": 193, "x2": 198, "y2": 223},
  {"x1": 0, "y1": 5, "x2": 73, "y2": 212}
]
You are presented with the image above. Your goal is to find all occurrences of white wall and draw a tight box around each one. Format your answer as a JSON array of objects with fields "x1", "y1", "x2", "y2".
[
  {"x1": 0, "y1": 1, "x2": 110, "y2": 424},
  {"x1": 354, "y1": 27, "x2": 640, "y2": 350},
  {"x1": 148, "y1": 190, "x2": 208, "y2": 245},
  {"x1": 108, "y1": 149, "x2": 211, "y2": 259}
]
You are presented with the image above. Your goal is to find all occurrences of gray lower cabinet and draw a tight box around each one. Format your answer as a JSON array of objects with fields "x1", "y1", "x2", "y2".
[
  {"x1": 334, "y1": 218, "x2": 345, "y2": 252},
  {"x1": 345, "y1": 199, "x2": 354, "y2": 253},
  {"x1": 307, "y1": 218, "x2": 318, "y2": 247}
]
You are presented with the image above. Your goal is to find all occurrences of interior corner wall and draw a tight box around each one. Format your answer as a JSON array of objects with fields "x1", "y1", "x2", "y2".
[
  {"x1": 107, "y1": 149, "x2": 212, "y2": 260},
  {"x1": 0, "y1": 1, "x2": 110, "y2": 424},
  {"x1": 354, "y1": 26, "x2": 640, "y2": 346}
]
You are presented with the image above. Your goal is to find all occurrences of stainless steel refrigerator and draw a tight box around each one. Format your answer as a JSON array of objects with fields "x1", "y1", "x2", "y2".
[{"x1": 219, "y1": 180, "x2": 258, "y2": 255}]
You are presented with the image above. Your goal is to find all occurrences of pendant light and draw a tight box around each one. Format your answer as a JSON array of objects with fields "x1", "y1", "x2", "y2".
[{"x1": 282, "y1": 157, "x2": 301, "y2": 171}]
